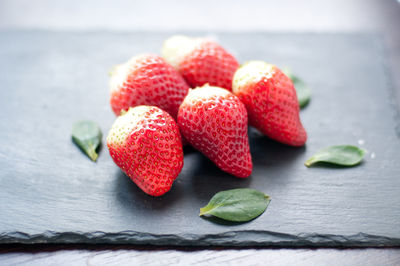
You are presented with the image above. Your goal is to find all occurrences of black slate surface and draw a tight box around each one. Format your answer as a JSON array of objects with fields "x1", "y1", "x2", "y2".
[{"x1": 0, "y1": 31, "x2": 399, "y2": 247}]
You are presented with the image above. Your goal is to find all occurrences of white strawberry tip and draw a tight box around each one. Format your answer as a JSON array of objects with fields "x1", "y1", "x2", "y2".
[
  {"x1": 185, "y1": 84, "x2": 231, "y2": 102},
  {"x1": 161, "y1": 35, "x2": 206, "y2": 69},
  {"x1": 109, "y1": 62, "x2": 131, "y2": 93},
  {"x1": 107, "y1": 106, "x2": 151, "y2": 147},
  {"x1": 108, "y1": 64, "x2": 123, "y2": 77},
  {"x1": 109, "y1": 54, "x2": 158, "y2": 93},
  {"x1": 232, "y1": 61, "x2": 275, "y2": 93}
]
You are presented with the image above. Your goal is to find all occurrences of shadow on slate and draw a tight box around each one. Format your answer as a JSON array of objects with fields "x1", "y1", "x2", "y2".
[
  {"x1": 182, "y1": 145, "x2": 197, "y2": 154},
  {"x1": 114, "y1": 169, "x2": 185, "y2": 212},
  {"x1": 199, "y1": 215, "x2": 254, "y2": 227},
  {"x1": 190, "y1": 153, "x2": 252, "y2": 201},
  {"x1": 0, "y1": 31, "x2": 399, "y2": 247},
  {"x1": 248, "y1": 127, "x2": 307, "y2": 167},
  {"x1": 305, "y1": 161, "x2": 366, "y2": 169}
]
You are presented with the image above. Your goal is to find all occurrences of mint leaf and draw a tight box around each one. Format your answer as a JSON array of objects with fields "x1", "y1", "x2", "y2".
[
  {"x1": 200, "y1": 188, "x2": 271, "y2": 222},
  {"x1": 305, "y1": 145, "x2": 366, "y2": 167},
  {"x1": 283, "y1": 68, "x2": 311, "y2": 108},
  {"x1": 72, "y1": 120, "x2": 102, "y2": 161}
]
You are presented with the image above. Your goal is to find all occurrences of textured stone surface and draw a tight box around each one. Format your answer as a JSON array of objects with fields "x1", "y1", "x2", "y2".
[{"x1": 0, "y1": 31, "x2": 399, "y2": 247}]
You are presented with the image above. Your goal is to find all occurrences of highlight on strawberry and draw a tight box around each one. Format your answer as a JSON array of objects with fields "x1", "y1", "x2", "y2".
[
  {"x1": 178, "y1": 84, "x2": 253, "y2": 178},
  {"x1": 232, "y1": 61, "x2": 307, "y2": 146},
  {"x1": 162, "y1": 35, "x2": 239, "y2": 91},
  {"x1": 107, "y1": 106, "x2": 184, "y2": 196},
  {"x1": 109, "y1": 54, "x2": 189, "y2": 119}
]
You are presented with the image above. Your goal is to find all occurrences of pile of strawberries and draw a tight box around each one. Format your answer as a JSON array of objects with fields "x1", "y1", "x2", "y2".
[{"x1": 107, "y1": 35, "x2": 307, "y2": 196}]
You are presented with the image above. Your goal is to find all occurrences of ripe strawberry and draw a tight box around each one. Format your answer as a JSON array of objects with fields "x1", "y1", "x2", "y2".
[
  {"x1": 178, "y1": 85, "x2": 252, "y2": 178},
  {"x1": 107, "y1": 106, "x2": 184, "y2": 196},
  {"x1": 232, "y1": 61, "x2": 307, "y2": 146},
  {"x1": 162, "y1": 35, "x2": 239, "y2": 91},
  {"x1": 109, "y1": 54, "x2": 189, "y2": 119}
]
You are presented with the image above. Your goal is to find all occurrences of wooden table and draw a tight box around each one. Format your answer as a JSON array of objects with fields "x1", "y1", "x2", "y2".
[{"x1": 0, "y1": 0, "x2": 399, "y2": 264}]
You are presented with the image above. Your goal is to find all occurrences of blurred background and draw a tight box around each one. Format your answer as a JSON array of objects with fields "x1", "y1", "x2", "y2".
[
  {"x1": 0, "y1": 0, "x2": 399, "y2": 104},
  {"x1": 0, "y1": 0, "x2": 398, "y2": 32}
]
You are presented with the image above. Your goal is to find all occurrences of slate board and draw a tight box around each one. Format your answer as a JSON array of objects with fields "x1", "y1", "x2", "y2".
[{"x1": 0, "y1": 31, "x2": 399, "y2": 247}]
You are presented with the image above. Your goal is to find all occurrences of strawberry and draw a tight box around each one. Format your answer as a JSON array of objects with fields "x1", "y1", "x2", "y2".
[
  {"x1": 232, "y1": 61, "x2": 307, "y2": 146},
  {"x1": 107, "y1": 106, "x2": 184, "y2": 196},
  {"x1": 162, "y1": 35, "x2": 239, "y2": 91},
  {"x1": 109, "y1": 54, "x2": 189, "y2": 119},
  {"x1": 178, "y1": 85, "x2": 252, "y2": 178}
]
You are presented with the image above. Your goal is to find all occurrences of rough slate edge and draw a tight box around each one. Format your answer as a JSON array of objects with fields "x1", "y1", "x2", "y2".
[
  {"x1": 1, "y1": 231, "x2": 400, "y2": 248},
  {"x1": 1, "y1": 31, "x2": 400, "y2": 248}
]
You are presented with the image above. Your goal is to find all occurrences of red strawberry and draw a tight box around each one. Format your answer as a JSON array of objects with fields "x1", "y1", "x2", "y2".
[
  {"x1": 232, "y1": 61, "x2": 307, "y2": 146},
  {"x1": 107, "y1": 106, "x2": 184, "y2": 196},
  {"x1": 109, "y1": 54, "x2": 189, "y2": 119},
  {"x1": 162, "y1": 36, "x2": 239, "y2": 91},
  {"x1": 178, "y1": 85, "x2": 252, "y2": 178}
]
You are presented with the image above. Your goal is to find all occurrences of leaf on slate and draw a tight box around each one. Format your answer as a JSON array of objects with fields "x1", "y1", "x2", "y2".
[
  {"x1": 305, "y1": 145, "x2": 366, "y2": 167},
  {"x1": 283, "y1": 68, "x2": 311, "y2": 108},
  {"x1": 199, "y1": 188, "x2": 271, "y2": 222},
  {"x1": 72, "y1": 120, "x2": 102, "y2": 161}
]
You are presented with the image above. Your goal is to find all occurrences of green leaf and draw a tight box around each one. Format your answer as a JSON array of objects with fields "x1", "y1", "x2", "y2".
[
  {"x1": 283, "y1": 68, "x2": 311, "y2": 108},
  {"x1": 199, "y1": 188, "x2": 271, "y2": 222},
  {"x1": 72, "y1": 120, "x2": 102, "y2": 161},
  {"x1": 305, "y1": 145, "x2": 366, "y2": 167}
]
